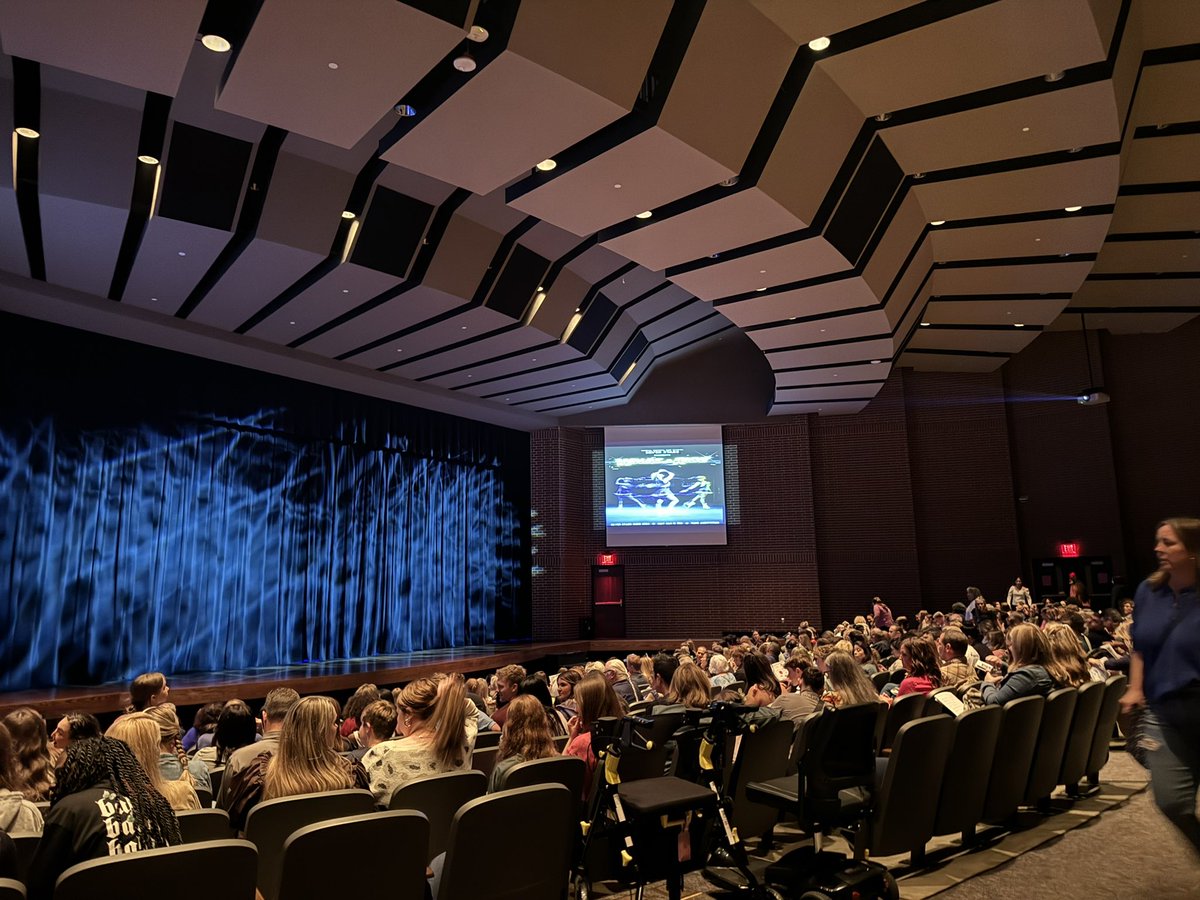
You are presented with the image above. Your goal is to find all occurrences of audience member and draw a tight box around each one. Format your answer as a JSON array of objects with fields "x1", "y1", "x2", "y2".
[
  {"x1": 217, "y1": 688, "x2": 299, "y2": 808},
  {"x1": 822, "y1": 652, "x2": 882, "y2": 707},
  {"x1": 26, "y1": 737, "x2": 180, "y2": 900},
  {"x1": 348, "y1": 699, "x2": 396, "y2": 761},
  {"x1": 49, "y1": 713, "x2": 101, "y2": 769},
  {"x1": 0, "y1": 721, "x2": 43, "y2": 835},
  {"x1": 182, "y1": 702, "x2": 223, "y2": 753},
  {"x1": 603, "y1": 659, "x2": 638, "y2": 704},
  {"x1": 125, "y1": 672, "x2": 170, "y2": 713},
  {"x1": 772, "y1": 659, "x2": 824, "y2": 724},
  {"x1": 649, "y1": 652, "x2": 680, "y2": 701},
  {"x1": 339, "y1": 683, "x2": 380, "y2": 740},
  {"x1": 894, "y1": 637, "x2": 942, "y2": 697},
  {"x1": 363, "y1": 674, "x2": 476, "y2": 806},
  {"x1": 489, "y1": 694, "x2": 558, "y2": 791},
  {"x1": 142, "y1": 703, "x2": 211, "y2": 793},
  {"x1": 563, "y1": 673, "x2": 624, "y2": 797},
  {"x1": 666, "y1": 662, "x2": 712, "y2": 709},
  {"x1": 1, "y1": 708, "x2": 54, "y2": 801},
  {"x1": 936, "y1": 627, "x2": 977, "y2": 691},
  {"x1": 106, "y1": 713, "x2": 200, "y2": 812},
  {"x1": 1043, "y1": 623, "x2": 1096, "y2": 687},
  {"x1": 979, "y1": 623, "x2": 1054, "y2": 706},
  {"x1": 491, "y1": 664, "x2": 526, "y2": 728},
  {"x1": 197, "y1": 699, "x2": 258, "y2": 770}
]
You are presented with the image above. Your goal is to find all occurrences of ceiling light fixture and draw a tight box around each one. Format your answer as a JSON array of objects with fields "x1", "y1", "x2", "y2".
[
  {"x1": 870, "y1": 359, "x2": 882, "y2": 364},
  {"x1": 613, "y1": 183, "x2": 622, "y2": 189},
  {"x1": 720, "y1": 176, "x2": 739, "y2": 187},
  {"x1": 808, "y1": 36, "x2": 831, "y2": 51},
  {"x1": 341, "y1": 210, "x2": 357, "y2": 219},
  {"x1": 14, "y1": 127, "x2": 39, "y2": 139},
  {"x1": 201, "y1": 34, "x2": 231, "y2": 53},
  {"x1": 1044, "y1": 71, "x2": 1065, "y2": 82},
  {"x1": 137, "y1": 154, "x2": 159, "y2": 165},
  {"x1": 453, "y1": 52, "x2": 477, "y2": 73},
  {"x1": 1021, "y1": 126, "x2": 1030, "y2": 132},
  {"x1": 1064, "y1": 205, "x2": 1082, "y2": 212},
  {"x1": 327, "y1": 62, "x2": 339, "y2": 70},
  {"x1": 930, "y1": 220, "x2": 946, "y2": 226},
  {"x1": 1013, "y1": 322, "x2": 1025, "y2": 327},
  {"x1": 394, "y1": 103, "x2": 416, "y2": 117},
  {"x1": 177, "y1": 251, "x2": 187, "y2": 257},
  {"x1": 920, "y1": 321, "x2": 930, "y2": 327},
  {"x1": 467, "y1": 25, "x2": 489, "y2": 42},
  {"x1": 634, "y1": 210, "x2": 652, "y2": 219},
  {"x1": 874, "y1": 112, "x2": 892, "y2": 122},
  {"x1": 535, "y1": 158, "x2": 557, "y2": 172}
]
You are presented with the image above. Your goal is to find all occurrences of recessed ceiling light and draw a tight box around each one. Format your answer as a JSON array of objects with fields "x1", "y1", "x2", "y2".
[
  {"x1": 1060, "y1": 252, "x2": 1071, "y2": 258},
  {"x1": 1064, "y1": 206, "x2": 1082, "y2": 212},
  {"x1": 756, "y1": 287, "x2": 767, "y2": 292},
  {"x1": 819, "y1": 328, "x2": 825, "y2": 332},
  {"x1": 833, "y1": 374, "x2": 839, "y2": 378},
  {"x1": 808, "y1": 36, "x2": 831, "y2": 51},
  {"x1": 870, "y1": 359, "x2": 882, "y2": 364},
  {"x1": 396, "y1": 348, "x2": 403, "y2": 352},
  {"x1": 634, "y1": 210, "x2": 652, "y2": 219},
  {"x1": 394, "y1": 103, "x2": 416, "y2": 117},
  {"x1": 327, "y1": 62, "x2": 339, "y2": 70},
  {"x1": 150, "y1": 297, "x2": 158, "y2": 302},
  {"x1": 709, "y1": 253, "x2": 720, "y2": 259},
  {"x1": 613, "y1": 183, "x2": 622, "y2": 189},
  {"x1": 1014, "y1": 322, "x2": 1025, "y2": 327},
  {"x1": 14, "y1": 127, "x2": 39, "y2": 139},
  {"x1": 467, "y1": 374, "x2": 472, "y2": 378},
  {"x1": 920, "y1": 321, "x2": 930, "y2": 327},
  {"x1": 137, "y1": 154, "x2": 159, "y2": 165},
  {"x1": 289, "y1": 320, "x2": 296, "y2": 325},
  {"x1": 874, "y1": 112, "x2": 892, "y2": 122},
  {"x1": 531, "y1": 358, "x2": 537, "y2": 362},
  {"x1": 1044, "y1": 71, "x2": 1065, "y2": 82},
  {"x1": 342, "y1": 289, "x2": 349, "y2": 293},
  {"x1": 341, "y1": 210, "x2": 356, "y2": 219},
  {"x1": 467, "y1": 25, "x2": 489, "y2": 42},
  {"x1": 460, "y1": 325, "x2": 467, "y2": 330},
  {"x1": 177, "y1": 251, "x2": 187, "y2": 257},
  {"x1": 913, "y1": 172, "x2": 925, "y2": 180},
  {"x1": 720, "y1": 176, "x2": 739, "y2": 187},
  {"x1": 1021, "y1": 126, "x2": 1030, "y2": 132},
  {"x1": 759, "y1": 269, "x2": 766, "y2": 274},
  {"x1": 201, "y1": 34, "x2": 231, "y2": 52},
  {"x1": 1035, "y1": 238, "x2": 1042, "y2": 242},
  {"x1": 790, "y1": 317, "x2": 798, "y2": 321},
  {"x1": 1068, "y1": 146, "x2": 1082, "y2": 153},
  {"x1": 535, "y1": 158, "x2": 557, "y2": 172},
  {"x1": 453, "y1": 52, "x2": 477, "y2": 73},
  {"x1": 930, "y1": 220, "x2": 946, "y2": 226}
]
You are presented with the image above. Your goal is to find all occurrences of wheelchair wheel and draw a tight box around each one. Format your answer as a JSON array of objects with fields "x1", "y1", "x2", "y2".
[
  {"x1": 573, "y1": 875, "x2": 590, "y2": 900},
  {"x1": 881, "y1": 871, "x2": 900, "y2": 899}
]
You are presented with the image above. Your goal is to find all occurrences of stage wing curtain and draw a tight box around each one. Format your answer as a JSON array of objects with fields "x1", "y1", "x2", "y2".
[{"x1": 0, "y1": 413, "x2": 523, "y2": 691}]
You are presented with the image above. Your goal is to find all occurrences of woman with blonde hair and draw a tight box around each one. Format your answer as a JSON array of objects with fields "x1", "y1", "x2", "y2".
[
  {"x1": 364, "y1": 674, "x2": 477, "y2": 806},
  {"x1": 141, "y1": 703, "x2": 212, "y2": 794},
  {"x1": 1043, "y1": 623, "x2": 1095, "y2": 687},
  {"x1": 821, "y1": 651, "x2": 881, "y2": 708},
  {"x1": 979, "y1": 623, "x2": 1054, "y2": 705},
  {"x1": 667, "y1": 661, "x2": 712, "y2": 709},
  {"x1": 489, "y1": 694, "x2": 557, "y2": 791},
  {"x1": 1, "y1": 708, "x2": 54, "y2": 801},
  {"x1": 263, "y1": 696, "x2": 366, "y2": 801},
  {"x1": 106, "y1": 713, "x2": 200, "y2": 811},
  {"x1": 708, "y1": 653, "x2": 735, "y2": 688}
]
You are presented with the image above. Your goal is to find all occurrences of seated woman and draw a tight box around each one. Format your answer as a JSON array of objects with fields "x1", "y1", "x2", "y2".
[
  {"x1": 666, "y1": 661, "x2": 713, "y2": 709},
  {"x1": 489, "y1": 694, "x2": 558, "y2": 791},
  {"x1": 563, "y1": 672, "x2": 625, "y2": 798},
  {"x1": 742, "y1": 652, "x2": 782, "y2": 707},
  {"x1": 106, "y1": 714, "x2": 200, "y2": 812},
  {"x1": 894, "y1": 637, "x2": 943, "y2": 697},
  {"x1": 0, "y1": 722, "x2": 44, "y2": 835},
  {"x1": 142, "y1": 703, "x2": 212, "y2": 793},
  {"x1": 195, "y1": 699, "x2": 259, "y2": 769},
  {"x1": 773, "y1": 657, "x2": 825, "y2": 723},
  {"x1": 126, "y1": 672, "x2": 170, "y2": 713},
  {"x1": 182, "y1": 702, "x2": 223, "y2": 754},
  {"x1": 339, "y1": 684, "x2": 379, "y2": 742},
  {"x1": 225, "y1": 696, "x2": 368, "y2": 830},
  {"x1": 363, "y1": 675, "x2": 477, "y2": 806},
  {"x1": 26, "y1": 737, "x2": 180, "y2": 900},
  {"x1": 708, "y1": 654, "x2": 736, "y2": 688},
  {"x1": 1043, "y1": 623, "x2": 1101, "y2": 687},
  {"x1": 554, "y1": 668, "x2": 583, "y2": 720},
  {"x1": 1, "y1": 708, "x2": 55, "y2": 802},
  {"x1": 822, "y1": 651, "x2": 883, "y2": 708},
  {"x1": 980, "y1": 623, "x2": 1055, "y2": 705},
  {"x1": 518, "y1": 676, "x2": 568, "y2": 736},
  {"x1": 49, "y1": 713, "x2": 101, "y2": 769}
]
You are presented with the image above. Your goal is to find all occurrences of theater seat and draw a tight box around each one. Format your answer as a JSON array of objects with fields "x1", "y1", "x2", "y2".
[
  {"x1": 1023, "y1": 688, "x2": 1077, "y2": 809},
  {"x1": 1084, "y1": 675, "x2": 1127, "y2": 789},
  {"x1": 981, "y1": 695, "x2": 1043, "y2": 825},
  {"x1": 0, "y1": 878, "x2": 23, "y2": 900},
  {"x1": 390, "y1": 771, "x2": 486, "y2": 863},
  {"x1": 279, "y1": 811, "x2": 427, "y2": 900},
  {"x1": 867, "y1": 715, "x2": 955, "y2": 862},
  {"x1": 1058, "y1": 681, "x2": 1105, "y2": 793},
  {"x1": 55, "y1": 840, "x2": 256, "y2": 900},
  {"x1": 932, "y1": 705, "x2": 1002, "y2": 843}
]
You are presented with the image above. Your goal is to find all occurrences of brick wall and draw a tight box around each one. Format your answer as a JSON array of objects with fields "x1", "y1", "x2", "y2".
[{"x1": 531, "y1": 320, "x2": 1200, "y2": 636}]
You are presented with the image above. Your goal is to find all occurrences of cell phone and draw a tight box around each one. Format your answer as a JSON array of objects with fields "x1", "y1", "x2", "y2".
[{"x1": 974, "y1": 661, "x2": 994, "y2": 675}]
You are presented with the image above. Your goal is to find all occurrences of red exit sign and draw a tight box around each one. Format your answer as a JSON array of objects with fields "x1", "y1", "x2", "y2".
[
  {"x1": 598, "y1": 552, "x2": 617, "y2": 566},
  {"x1": 1058, "y1": 542, "x2": 1081, "y2": 558}
]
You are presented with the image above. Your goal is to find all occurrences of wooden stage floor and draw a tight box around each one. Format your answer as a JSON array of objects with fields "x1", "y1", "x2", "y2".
[{"x1": 0, "y1": 639, "x2": 688, "y2": 718}]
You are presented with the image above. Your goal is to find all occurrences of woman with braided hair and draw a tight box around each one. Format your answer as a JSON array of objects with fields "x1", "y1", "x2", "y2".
[
  {"x1": 141, "y1": 703, "x2": 212, "y2": 794},
  {"x1": 26, "y1": 736, "x2": 180, "y2": 900},
  {"x1": 106, "y1": 714, "x2": 200, "y2": 812}
]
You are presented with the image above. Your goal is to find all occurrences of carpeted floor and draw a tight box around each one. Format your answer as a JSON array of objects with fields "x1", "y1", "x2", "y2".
[{"x1": 621, "y1": 750, "x2": 1200, "y2": 900}]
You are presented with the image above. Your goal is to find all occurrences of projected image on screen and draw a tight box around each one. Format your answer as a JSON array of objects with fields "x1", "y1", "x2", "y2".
[{"x1": 604, "y1": 425, "x2": 727, "y2": 546}]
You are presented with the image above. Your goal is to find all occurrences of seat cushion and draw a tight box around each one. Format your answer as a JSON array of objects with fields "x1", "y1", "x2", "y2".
[{"x1": 617, "y1": 776, "x2": 716, "y2": 816}]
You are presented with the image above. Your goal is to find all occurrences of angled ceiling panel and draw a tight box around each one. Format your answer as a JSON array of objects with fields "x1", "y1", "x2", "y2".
[
  {"x1": 244, "y1": 264, "x2": 404, "y2": 344},
  {"x1": 122, "y1": 217, "x2": 231, "y2": 315},
  {"x1": 670, "y1": 234, "x2": 853, "y2": 300},
  {"x1": 0, "y1": 0, "x2": 206, "y2": 96},
  {"x1": 215, "y1": 0, "x2": 464, "y2": 148},
  {"x1": 187, "y1": 240, "x2": 322, "y2": 330}
]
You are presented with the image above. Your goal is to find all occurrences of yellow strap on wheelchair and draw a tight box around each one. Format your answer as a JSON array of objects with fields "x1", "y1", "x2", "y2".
[
  {"x1": 699, "y1": 737, "x2": 715, "y2": 771},
  {"x1": 748, "y1": 723, "x2": 757, "y2": 733},
  {"x1": 620, "y1": 850, "x2": 633, "y2": 867},
  {"x1": 580, "y1": 821, "x2": 590, "y2": 835}
]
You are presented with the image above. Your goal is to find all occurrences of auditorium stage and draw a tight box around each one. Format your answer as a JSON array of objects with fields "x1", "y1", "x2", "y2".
[{"x1": 0, "y1": 639, "x2": 688, "y2": 718}]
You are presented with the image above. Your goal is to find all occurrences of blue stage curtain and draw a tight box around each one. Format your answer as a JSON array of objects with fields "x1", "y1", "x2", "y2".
[{"x1": 0, "y1": 315, "x2": 529, "y2": 691}]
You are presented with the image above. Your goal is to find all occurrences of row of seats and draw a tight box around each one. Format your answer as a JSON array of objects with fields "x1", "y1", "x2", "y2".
[
  {"x1": 741, "y1": 675, "x2": 1127, "y2": 866},
  {"x1": 2, "y1": 756, "x2": 586, "y2": 900}
]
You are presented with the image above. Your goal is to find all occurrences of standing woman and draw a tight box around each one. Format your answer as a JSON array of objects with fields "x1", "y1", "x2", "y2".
[
  {"x1": 1, "y1": 708, "x2": 54, "y2": 801},
  {"x1": 1122, "y1": 517, "x2": 1200, "y2": 854}
]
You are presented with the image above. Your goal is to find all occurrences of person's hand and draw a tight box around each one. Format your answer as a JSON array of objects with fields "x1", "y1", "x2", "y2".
[
  {"x1": 1119, "y1": 687, "x2": 1146, "y2": 714},
  {"x1": 566, "y1": 715, "x2": 581, "y2": 739},
  {"x1": 984, "y1": 671, "x2": 1003, "y2": 685}
]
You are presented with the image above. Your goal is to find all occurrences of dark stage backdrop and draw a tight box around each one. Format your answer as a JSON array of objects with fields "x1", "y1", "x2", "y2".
[{"x1": 0, "y1": 315, "x2": 531, "y2": 691}]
